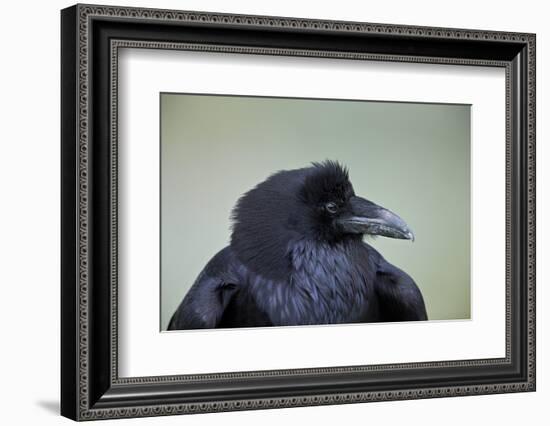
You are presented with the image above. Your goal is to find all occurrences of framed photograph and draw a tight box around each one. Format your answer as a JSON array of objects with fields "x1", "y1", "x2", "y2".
[{"x1": 61, "y1": 4, "x2": 536, "y2": 421}]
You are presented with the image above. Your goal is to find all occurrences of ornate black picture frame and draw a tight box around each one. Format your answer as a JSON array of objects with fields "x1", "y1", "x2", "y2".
[{"x1": 61, "y1": 4, "x2": 536, "y2": 421}]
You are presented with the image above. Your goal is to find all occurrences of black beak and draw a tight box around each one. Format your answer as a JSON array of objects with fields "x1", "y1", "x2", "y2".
[{"x1": 336, "y1": 196, "x2": 414, "y2": 241}]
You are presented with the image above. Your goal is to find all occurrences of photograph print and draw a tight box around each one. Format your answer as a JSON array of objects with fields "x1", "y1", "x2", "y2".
[{"x1": 161, "y1": 93, "x2": 471, "y2": 331}]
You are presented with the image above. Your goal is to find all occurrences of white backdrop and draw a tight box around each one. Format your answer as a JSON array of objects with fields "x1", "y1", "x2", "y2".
[
  {"x1": 119, "y1": 51, "x2": 505, "y2": 377},
  {"x1": 0, "y1": 0, "x2": 547, "y2": 425}
]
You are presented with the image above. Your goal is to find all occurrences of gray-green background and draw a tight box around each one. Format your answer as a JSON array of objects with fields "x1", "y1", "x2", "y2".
[{"x1": 161, "y1": 93, "x2": 471, "y2": 330}]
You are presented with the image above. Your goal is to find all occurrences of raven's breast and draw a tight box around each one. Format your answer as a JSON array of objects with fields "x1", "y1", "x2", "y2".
[{"x1": 249, "y1": 240, "x2": 376, "y2": 326}]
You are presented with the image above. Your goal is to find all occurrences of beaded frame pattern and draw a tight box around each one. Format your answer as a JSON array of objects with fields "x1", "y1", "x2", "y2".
[{"x1": 73, "y1": 4, "x2": 535, "y2": 420}]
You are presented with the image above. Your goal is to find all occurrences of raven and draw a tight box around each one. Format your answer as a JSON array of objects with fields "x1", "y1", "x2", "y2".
[{"x1": 167, "y1": 161, "x2": 427, "y2": 330}]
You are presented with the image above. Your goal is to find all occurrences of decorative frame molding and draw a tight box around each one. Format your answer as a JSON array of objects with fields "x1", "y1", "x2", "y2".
[{"x1": 61, "y1": 3, "x2": 535, "y2": 421}]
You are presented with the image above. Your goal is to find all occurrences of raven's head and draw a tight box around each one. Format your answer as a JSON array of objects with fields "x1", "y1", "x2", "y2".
[
  {"x1": 300, "y1": 161, "x2": 414, "y2": 242},
  {"x1": 230, "y1": 161, "x2": 413, "y2": 278}
]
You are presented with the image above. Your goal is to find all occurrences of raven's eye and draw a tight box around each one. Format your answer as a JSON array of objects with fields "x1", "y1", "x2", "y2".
[{"x1": 325, "y1": 202, "x2": 338, "y2": 214}]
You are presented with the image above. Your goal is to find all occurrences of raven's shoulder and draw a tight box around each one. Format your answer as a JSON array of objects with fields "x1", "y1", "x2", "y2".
[
  {"x1": 202, "y1": 246, "x2": 244, "y2": 280},
  {"x1": 368, "y1": 247, "x2": 428, "y2": 321},
  {"x1": 196, "y1": 245, "x2": 253, "y2": 296},
  {"x1": 166, "y1": 246, "x2": 248, "y2": 330}
]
